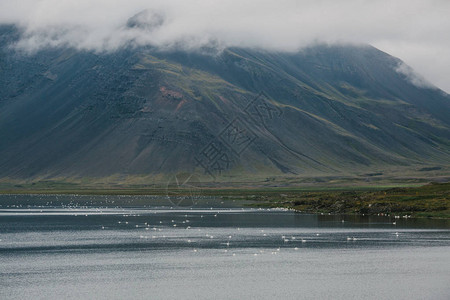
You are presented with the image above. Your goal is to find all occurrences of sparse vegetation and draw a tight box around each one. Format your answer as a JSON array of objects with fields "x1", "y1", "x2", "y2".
[
  {"x1": 251, "y1": 182, "x2": 450, "y2": 219},
  {"x1": 0, "y1": 180, "x2": 448, "y2": 218}
]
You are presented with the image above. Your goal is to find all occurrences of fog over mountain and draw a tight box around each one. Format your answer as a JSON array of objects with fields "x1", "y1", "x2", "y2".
[
  {"x1": 0, "y1": 2, "x2": 449, "y2": 184},
  {"x1": 1, "y1": 24, "x2": 449, "y2": 183},
  {"x1": 0, "y1": 0, "x2": 449, "y2": 92}
]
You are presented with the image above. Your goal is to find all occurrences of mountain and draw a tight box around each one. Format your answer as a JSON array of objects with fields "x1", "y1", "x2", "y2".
[{"x1": 0, "y1": 25, "x2": 449, "y2": 184}]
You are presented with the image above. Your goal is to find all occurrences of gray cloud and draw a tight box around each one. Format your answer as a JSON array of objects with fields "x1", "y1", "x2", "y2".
[
  {"x1": 1, "y1": 0, "x2": 449, "y2": 92},
  {"x1": 395, "y1": 62, "x2": 434, "y2": 89}
]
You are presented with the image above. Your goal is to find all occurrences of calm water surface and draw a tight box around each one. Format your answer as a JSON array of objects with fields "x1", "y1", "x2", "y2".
[{"x1": 0, "y1": 195, "x2": 449, "y2": 299}]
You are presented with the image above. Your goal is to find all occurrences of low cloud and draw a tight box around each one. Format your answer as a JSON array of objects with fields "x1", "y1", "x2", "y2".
[
  {"x1": 395, "y1": 62, "x2": 434, "y2": 89},
  {"x1": 0, "y1": 0, "x2": 449, "y2": 92}
]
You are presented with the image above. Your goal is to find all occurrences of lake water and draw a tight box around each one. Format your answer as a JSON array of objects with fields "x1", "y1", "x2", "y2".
[{"x1": 1, "y1": 195, "x2": 449, "y2": 299}]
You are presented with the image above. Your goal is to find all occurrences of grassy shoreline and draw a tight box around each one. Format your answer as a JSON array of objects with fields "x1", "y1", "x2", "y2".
[
  {"x1": 248, "y1": 182, "x2": 450, "y2": 219},
  {"x1": 0, "y1": 182, "x2": 448, "y2": 219}
]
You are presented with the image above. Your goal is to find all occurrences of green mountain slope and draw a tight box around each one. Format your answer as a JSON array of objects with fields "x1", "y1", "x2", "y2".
[{"x1": 0, "y1": 25, "x2": 449, "y2": 183}]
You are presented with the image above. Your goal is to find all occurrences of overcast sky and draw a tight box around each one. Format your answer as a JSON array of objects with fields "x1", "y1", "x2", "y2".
[{"x1": 1, "y1": 0, "x2": 449, "y2": 92}]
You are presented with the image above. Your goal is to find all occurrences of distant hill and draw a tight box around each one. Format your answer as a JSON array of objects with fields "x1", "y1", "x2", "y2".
[{"x1": 1, "y1": 25, "x2": 449, "y2": 184}]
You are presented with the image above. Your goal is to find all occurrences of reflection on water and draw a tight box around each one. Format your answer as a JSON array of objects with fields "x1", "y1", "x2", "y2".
[{"x1": 0, "y1": 195, "x2": 449, "y2": 299}]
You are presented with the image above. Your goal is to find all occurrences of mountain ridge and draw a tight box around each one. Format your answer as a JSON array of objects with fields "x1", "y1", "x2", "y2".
[{"x1": 0, "y1": 25, "x2": 449, "y2": 184}]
